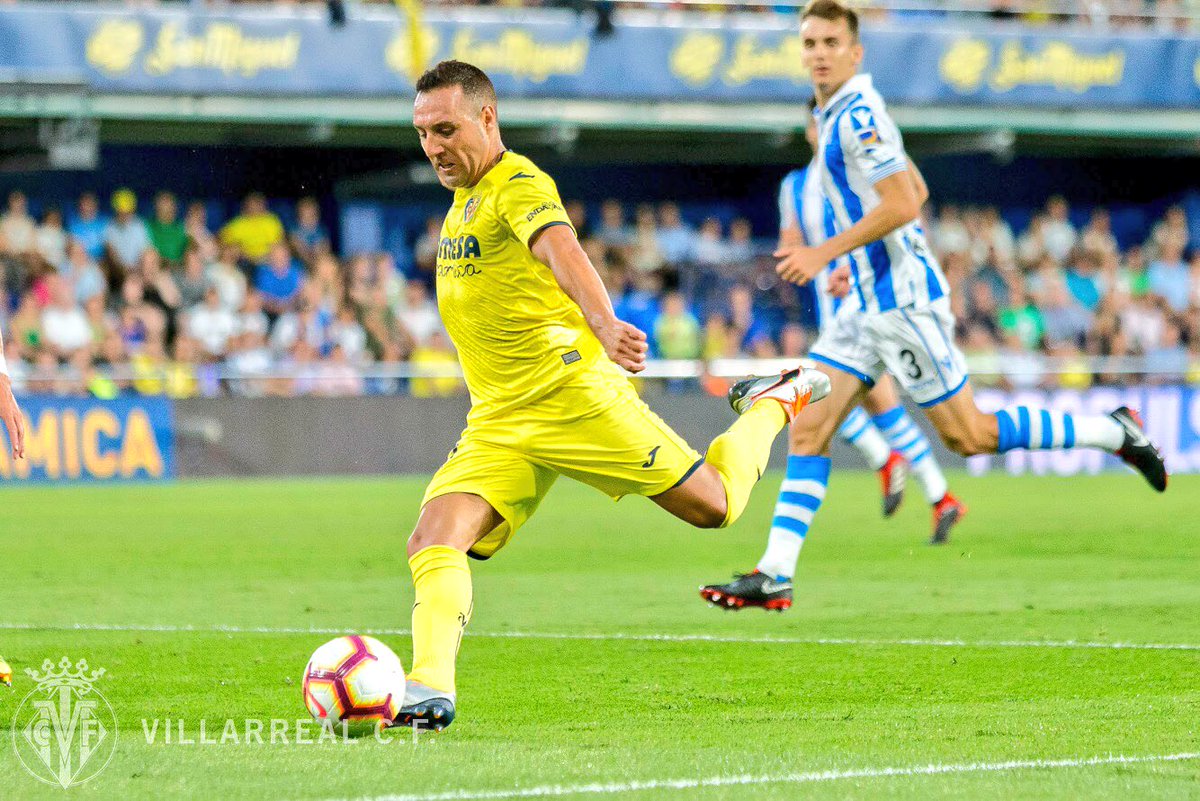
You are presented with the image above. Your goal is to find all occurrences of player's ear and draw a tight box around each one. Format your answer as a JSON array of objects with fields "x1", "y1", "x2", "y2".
[
  {"x1": 850, "y1": 40, "x2": 864, "y2": 67},
  {"x1": 480, "y1": 103, "x2": 498, "y2": 131}
]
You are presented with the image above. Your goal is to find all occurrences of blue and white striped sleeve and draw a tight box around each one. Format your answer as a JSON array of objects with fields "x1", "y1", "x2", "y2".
[{"x1": 842, "y1": 103, "x2": 908, "y2": 186}]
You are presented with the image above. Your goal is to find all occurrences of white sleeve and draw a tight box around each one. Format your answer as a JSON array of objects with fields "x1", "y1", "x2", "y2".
[
  {"x1": 841, "y1": 102, "x2": 908, "y2": 186},
  {"x1": 778, "y1": 172, "x2": 799, "y2": 234}
]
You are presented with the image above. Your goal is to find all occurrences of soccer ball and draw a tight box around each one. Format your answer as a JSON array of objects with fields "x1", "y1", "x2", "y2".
[{"x1": 303, "y1": 635, "x2": 405, "y2": 735}]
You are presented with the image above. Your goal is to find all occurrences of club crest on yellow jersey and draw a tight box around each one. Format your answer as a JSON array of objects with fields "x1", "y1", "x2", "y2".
[{"x1": 463, "y1": 195, "x2": 480, "y2": 224}]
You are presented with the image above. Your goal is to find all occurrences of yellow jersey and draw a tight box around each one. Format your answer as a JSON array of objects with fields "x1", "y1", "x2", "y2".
[{"x1": 436, "y1": 151, "x2": 613, "y2": 418}]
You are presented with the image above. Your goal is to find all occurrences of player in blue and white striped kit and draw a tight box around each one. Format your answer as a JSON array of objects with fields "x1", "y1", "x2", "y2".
[
  {"x1": 701, "y1": 0, "x2": 1166, "y2": 612},
  {"x1": 778, "y1": 106, "x2": 963, "y2": 536},
  {"x1": 701, "y1": 104, "x2": 963, "y2": 611}
]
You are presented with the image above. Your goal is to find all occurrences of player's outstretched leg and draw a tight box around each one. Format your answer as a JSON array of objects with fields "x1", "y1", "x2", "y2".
[
  {"x1": 837, "y1": 407, "x2": 907, "y2": 517},
  {"x1": 700, "y1": 367, "x2": 866, "y2": 611},
  {"x1": 654, "y1": 366, "x2": 830, "y2": 529},
  {"x1": 926, "y1": 384, "x2": 1167, "y2": 492}
]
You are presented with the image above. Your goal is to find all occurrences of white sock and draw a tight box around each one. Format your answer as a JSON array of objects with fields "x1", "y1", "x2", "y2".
[
  {"x1": 910, "y1": 453, "x2": 948, "y2": 504},
  {"x1": 1072, "y1": 415, "x2": 1125, "y2": 451},
  {"x1": 838, "y1": 408, "x2": 890, "y2": 471},
  {"x1": 757, "y1": 528, "x2": 805, "y2": 582}
]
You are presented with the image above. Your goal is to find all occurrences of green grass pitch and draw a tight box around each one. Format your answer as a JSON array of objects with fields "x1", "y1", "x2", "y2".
[{"x1": 0, "y1": 472, "x2": 1197, "y2": 799}]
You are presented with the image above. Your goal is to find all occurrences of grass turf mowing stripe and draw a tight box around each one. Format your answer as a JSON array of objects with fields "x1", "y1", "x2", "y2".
[
  {"x1": 2, "y1": 622, "x2": 1200, "y2": 652},
  {"x1": 321, "y1": 752, "x2": 1200, "y2": 801}
]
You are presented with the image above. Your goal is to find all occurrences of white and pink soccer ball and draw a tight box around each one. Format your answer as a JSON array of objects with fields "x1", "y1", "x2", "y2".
[{"x1": 303, "y1": 635, "x2": 405, "y2": 735}]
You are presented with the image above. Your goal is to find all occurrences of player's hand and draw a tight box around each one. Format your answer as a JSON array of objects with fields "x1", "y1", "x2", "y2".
[
  {"x1": 774, "y1": 245, "x2": 826, "y2": 286},
  {"x1": 0, "y1": 374, "x2": 24, "y2": 459},
  {"x1": 598, "y1": 319, "x2": 648, "y2": 374},
  {"x1": 827, "y1": 264, "x2": 852, "y2": 299}
]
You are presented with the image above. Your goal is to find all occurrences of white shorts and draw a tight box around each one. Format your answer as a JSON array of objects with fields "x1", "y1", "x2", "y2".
[{"x1": 809, "y1": 297, "x2": 969, "y2": 407}]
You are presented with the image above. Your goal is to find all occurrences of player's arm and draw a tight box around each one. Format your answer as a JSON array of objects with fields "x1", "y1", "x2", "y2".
[
  {"x1": 907, "y1": 158, "x2": 929, "y2": 207},
  {"x1": 0, "y1": 329, "x2": 25, "y2": 458},
  {"x1": 531, "y1": 225, "x2": 648, "y2": 374},
  {"x1": 776, "y1": 170, "x2": 919, "y2": 285}
]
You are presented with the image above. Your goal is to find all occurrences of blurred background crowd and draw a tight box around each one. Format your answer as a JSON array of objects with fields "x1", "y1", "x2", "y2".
[{"x1": 0, "y1": 184, "x2": 1197, "y2": 398}]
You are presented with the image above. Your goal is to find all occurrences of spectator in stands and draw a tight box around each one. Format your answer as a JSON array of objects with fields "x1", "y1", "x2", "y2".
[
  {"x1": 1144, "y1": 322, "x2": 1189, "y2": 384},
  {"x1": 1042, "y1": 195, "x2": 1078, "y2": 263},
  {"x1": 1150, "y1": 204, "x2": 1191, "y2": 259},
  {"x1": 979, "y1": 206, "x2": 1015, "y2": 265},
  {"x1": 726, "y1": 218, "x2": 755, "y2": 266},
  {"x1": 221, "y1": 192, "x2": 284, "y2": 262},
  {"x1": 1080, "y1": 207, "x2": 1119, "y2": 257},
  {"x1": 138, "y1": 249, "x2": 182, "y2": 342},
  {"x1": 60, "y1": 239, "x2": 106, "y2": 305},
  {"x1": 412, "y1": 216, "x2": 441, "y2": 285},
  {"x1": 962, "y1": 324, "x2": 1001, "y2": 387},
  {"x1": 656, "y1": 202, "x2": 694, "y2": 265},
  {"x1": 185, "y1": 200, "x2": 217, "y2": 263},
  {"x1": 146, "y1": 191, "x2": 187, "y2": 266},
  {"x1": 1016, "y1": 213, "x2": 1049, "y2": 268},
  {"x1": 226, "y1": 327, "x2": 275, "y2": 398},
  {"x1": 254, "y1": 241, "x2": 304, "y2": 323},
  {"x1": 1041, "y1": 278, "x2": 1092, "y2": 347},
  {"x1": 963, "y1": 279, "x2": 1002, "y2": 339},
  {"x1": 329, "y1": 303, "x2": 368, "y2": 364},
  {"x1": 614, "y1": 270, "x2": 662, "y2": 338},
  {"x1": 397, "y1": 279, "x2": 441, "y2": 347},
  {"x1": 176, "y1": 245, "x2": 209, "y2": 310},
  {"x1": 68, "y1": 192, "x2": 107, "y2": 261},
  {"x1": 1047, "y1": 340, "x2": 1093, "y2": 390},
  {"x1": 36, "y1": 208, "x2": 68, "y2": 268},
  {"x1": 629, "y1": 204, "x2": 664, "y2": 274},
  {"x1": 289, "y1": 196, "x2": 329, "y2": 263},
  {"x1": 779, "y1": 322, "x2": 807, "y2": 359},
  {"x1": 999, "y1": 330, "x2": 1045, "y2": 389},
  {"x1": 998, "y1": 277, "x2": 1044, "y2": 350},
  {"x1": 271, "y1": 287, "x2": 331, "y2": 357},
  {"x1": 932, "y1": 204, "x2": 970, "y2": 257},
  {"x1": 727, "y1": 284, "x2": 771, "y2": 354},
  {"x1": 40, "y1": 277, "x2": 92, "y2": 361},
  {"x1": 1065, "y1": 249, "x2": 1104, "y2": 310},
  {"x1": 652, "y1": 291, "x2": 701, "y2": 360},
  {"x1": 104, "y1": 189, "x2": 151, "y2": 275},
  {"x1": 186, "y1": 285, "x2": 238, "y2": 360},
  {"x1": 595, "y1": 199, "x2": 633, "y2": 248},
  {"x1": 345, "y1": 253, "x2": 376, "y2": 310},
  {"x1": 1120, "y1": 290, "x2": 1165, "y2": 355},
  {"x1": 692, "y1": 217, "x2": 728, "y2": 267},
  {"x1": 1148, "y1": 233, "x2": 1191, "y2": 311},
  {"x1": 1, "y1": 190, "x2": 36, "y2": 254},
  {"x1": 565, "y1": 200, "x2": 590, "y2": 240},
  {"x1": 313, "y1": 343, "x2": 364, "y2": 397},
  {"x1": 236, "y1": 290, "x2": 270, "y2": 341},
  {"x1": 409, "y1": 330, "x2": 463, "y2": 398},
  {"x1": 207, "y1": 243, "x2": 247, "y2": 312},
  {"x1": 309, "y1": 251, "x2": 345, "y2": 312}
]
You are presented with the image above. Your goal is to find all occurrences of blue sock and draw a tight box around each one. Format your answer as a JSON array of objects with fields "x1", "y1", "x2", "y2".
[
  {"x1": 994, "y1": 406, "x2": 1076, "y2": 453},
  {"x1": 757, "y1": 455, "x2": 831, "y2": 580},
  {"x1": 871, "y1": 406, "x2": 933, "y2": 466}
]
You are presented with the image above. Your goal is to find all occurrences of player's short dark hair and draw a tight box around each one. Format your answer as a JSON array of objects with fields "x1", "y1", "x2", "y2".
[
  {"x1": 802, "y1": 0, "x2": 860, "y2": 40},
  {"x1": 415, "y1": 60, "x2": 498, "y2": 107},
  {"x1": 807, "y1": 97, "x2": 818, "y2": 112}
]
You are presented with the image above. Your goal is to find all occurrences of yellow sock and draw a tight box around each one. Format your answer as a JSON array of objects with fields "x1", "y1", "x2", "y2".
[
  {"x1": 408, "y1": 545, "x2": 472, "y2": 695},
  {"x1": 707, "y1": 401, "x2": 788, "y2": 527}
]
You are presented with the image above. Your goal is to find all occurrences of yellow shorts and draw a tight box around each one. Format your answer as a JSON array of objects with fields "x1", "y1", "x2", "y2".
[{"x1": 422, "y1": 371, "x2": 703, "y2": 559}]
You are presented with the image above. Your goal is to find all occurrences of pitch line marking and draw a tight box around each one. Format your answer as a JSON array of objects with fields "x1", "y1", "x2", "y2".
[
  {"x1": 2, "y1": 622, "x2": 1199, "y2": 652},
  {"x1": 323, "y1": 752, "x2": 1200, "y2": 801}
]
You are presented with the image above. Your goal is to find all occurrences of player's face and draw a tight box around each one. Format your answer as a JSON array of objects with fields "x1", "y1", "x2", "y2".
[
  {"x1": 413, "y1": 86, "x2": 497, "y2": 190},
  {"x1": 800, "y1": 16, "x2": 863, "y2": 100}
]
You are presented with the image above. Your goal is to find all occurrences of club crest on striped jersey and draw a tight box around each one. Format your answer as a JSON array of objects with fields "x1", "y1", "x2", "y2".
[
  {"x1": 463, "y1": 195, "x2": 480, "y2": 224},
  {"x1": 849, "y1": 106, "x2": 880, "y2": 147}
]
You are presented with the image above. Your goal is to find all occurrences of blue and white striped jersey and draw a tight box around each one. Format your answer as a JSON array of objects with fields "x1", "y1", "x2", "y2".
[
  {"x1": 778, "y1": 164, "x2": 844, "y2": 327},
  {"x1": 813, "y1": 73, "x2": 948, "y2": 314}
]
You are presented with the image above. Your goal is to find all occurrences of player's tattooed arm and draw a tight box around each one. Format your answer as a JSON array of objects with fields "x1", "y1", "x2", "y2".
[
  {"x1": 531, "y1": 224, "x2": 648, "y2": 374},
  {"x1": 0, "y1": 329, "x2": 25, "y2": 459},
  {"x1": 774, "y1": 170, "x2": 920, "y2": 286}
]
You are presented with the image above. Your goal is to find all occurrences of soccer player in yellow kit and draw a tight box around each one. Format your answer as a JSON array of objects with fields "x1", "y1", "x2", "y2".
[{"x1": 397, "y1": 60, "x2": 830, "y2": 730}]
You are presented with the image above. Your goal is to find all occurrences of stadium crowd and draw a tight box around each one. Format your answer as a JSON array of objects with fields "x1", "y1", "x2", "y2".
[{"x1": 0, "y1": 186, "x2": 1197, "y2": 398}]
